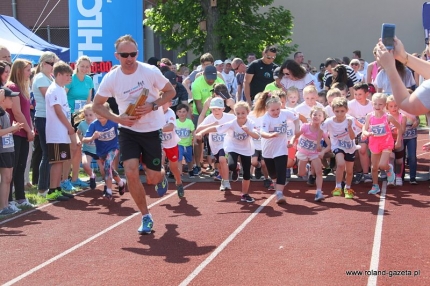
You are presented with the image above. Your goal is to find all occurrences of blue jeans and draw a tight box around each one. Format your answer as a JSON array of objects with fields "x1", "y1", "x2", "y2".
[
  {"x1": 403, "y1": 137, "x2": 417, "y2": 180},
  {"x1": 35, "y1": 117, "x2": 50, "y2": 190}
]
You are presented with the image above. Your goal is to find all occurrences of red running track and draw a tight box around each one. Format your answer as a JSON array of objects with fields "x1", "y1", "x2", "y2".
[{"x1": 1, "y1": 178, "x2": 430, "y2": 286}]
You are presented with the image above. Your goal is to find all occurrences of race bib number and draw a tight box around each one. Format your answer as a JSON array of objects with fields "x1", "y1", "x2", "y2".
[
  {"x1": 403, "y1": 128, "x2": 417, "y2": 138},
  {"x1": 338, "y1": 139, "x2": 353, "y2": 149},
  {"x1": 358, "y1": 117, "x2": 366, "y2": 124},
  {"x1": 161, "y1": 133, "x2": 172, "y2": 141},
  {"x1": 273, "y1": 124, "x2": 287, "y2": 134},
  {"x1": 286, "y1": 128, "x2": 293, "y2": 137},
  {"x1": 2, "y1": 133, "x2": 14, "y2": 148},
  {"x1": 371, "y1": 123, "x2": 387, "y2": 137},
  {"x1": 298, "y1": 137, "x2": 316, "y2": 150},
  {"x1": 176, "y1": 128, "x2": 190, "y2": 138},
  {"x1": 211, "y1": 133, "x2": 225, "y2": 142},
  {"x1": 233, "y1": 132, "x2": 248, "y2": 141},
  {"x1": 74, "y1": 100, "x2": 87, "y2": 111}
]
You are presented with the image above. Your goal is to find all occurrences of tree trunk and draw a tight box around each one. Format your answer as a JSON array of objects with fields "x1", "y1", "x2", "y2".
[{"x1": 200, "y1": 0, "x2": 223, "y2": 60}]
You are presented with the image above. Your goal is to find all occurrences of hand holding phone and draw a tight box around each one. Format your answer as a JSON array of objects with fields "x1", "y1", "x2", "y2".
[{"x1": 381, "y1": 23, "x2": 396, "y2": 50}]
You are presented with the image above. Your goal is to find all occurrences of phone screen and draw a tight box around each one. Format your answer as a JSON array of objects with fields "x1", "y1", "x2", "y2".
[{"x1": 382, "y1": 24, "x2": 395, "y2": 49}]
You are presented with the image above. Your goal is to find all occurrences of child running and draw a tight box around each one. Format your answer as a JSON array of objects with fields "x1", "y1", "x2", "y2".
[
  {"x1": 175, "y1": 104, "x2": 195, "y2": 178},
  {"x1": 161, "y1": 101, "x2": 185, "y2": 198},
  {"x1": 291, "y1": 106, "x2": 331, "y2": 201},
  {"x1": 362, "y1": 93, "x2": 401, "y2": 194},
  {"x1": 321, "y1": 97, "x2": 361, "y2": 199},
  {"x1": 386, "y1": 95, "x2": 406, "y2": 186},
  {"x1": 197, "y1": 102, "x2": 259, "y2": 203},
  {"x1": 76, "y1": 103, "x2": 102, "y2": 190},
  {"x1": 83, "y1": 102, "x2": 126, "y2": 200},
  {"x1": 259, "y1": 94, "x2": 300, "y2": 204},
  {"x1": 196, "y1": 97, "x2": 236, "y2": 191}
]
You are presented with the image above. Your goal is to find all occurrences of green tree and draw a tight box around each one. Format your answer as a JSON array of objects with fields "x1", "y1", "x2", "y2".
[{"x1": 144, "y1": 0, "x2": 296, "y2": 64}]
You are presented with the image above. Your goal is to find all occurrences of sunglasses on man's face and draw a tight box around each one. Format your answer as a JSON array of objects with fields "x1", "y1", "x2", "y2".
[
  {"x1": 45, "y1": 62, "x2": 55, "y2": 66},
  {"x1": 117, "y1": 52, "x2": 138, "y2": 58},
  {"x1": 265, "y1": 55, "x2": 276, "y2": 60}
]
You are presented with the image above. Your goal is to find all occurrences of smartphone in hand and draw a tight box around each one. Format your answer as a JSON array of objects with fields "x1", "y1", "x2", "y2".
[{"x1": 381, "y1": 23, "x2": 396, "y2": 50}]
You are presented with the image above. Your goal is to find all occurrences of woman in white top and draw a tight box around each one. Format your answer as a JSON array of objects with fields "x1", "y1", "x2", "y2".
[
  {"x1": 280, "y1": 59, "x2": 314, "y2": 102},
  {"x1": 32, "y1": 52, "x2": 59, "y2": 196}
]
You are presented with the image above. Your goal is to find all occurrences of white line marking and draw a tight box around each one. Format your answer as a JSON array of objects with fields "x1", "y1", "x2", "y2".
[
  {"x1": 367, "y1": 181, "x2": 387, "y2": 286},
  {"x1": 179, "y1": 193, "x2": 276, "y2": 286},
  {"x1": 3, "y1": 182, "x2": 195, "y2": 286}
]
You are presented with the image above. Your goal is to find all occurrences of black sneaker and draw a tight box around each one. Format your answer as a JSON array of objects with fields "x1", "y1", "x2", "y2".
[
  {"x1": 240, "y1": 194, "x2": 255, "y2": 203},
  {"x1": 188, "y1": 171, "x2": 195, "y2": 178},
  {"x1": 231, "y1": 169, "x2": 239, "y2": 182},
  {"x1": 90, "y1": 177, "x2": 96, "y2": 190},
  {"x1": 263, "y1": 178, "x2": 272, "y2": 189},
  {"x1": 353, "y1": 172, "x2": 363, "y2": 185},
  {"x1": 255, "y1": 167, "x2": 263, "y2": 180},
  {"x1": 60, "y1": 191, "x2": 74, "y2": 198},
  {"x1": 102, "y1": 186, "x2": 113, "y2": 200},
  {"x1": 307, "y1": 175, "x2": 316, "y2": 186},
  {"x1": 118, "y1": 180, "x2": 127, "y2": 195},
  {"x1": 323, "y1": 168, "x2": 331, "y2": 176}
]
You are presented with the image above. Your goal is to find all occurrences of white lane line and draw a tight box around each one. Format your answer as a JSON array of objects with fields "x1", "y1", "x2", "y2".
[
  {"x1": 367, "y1": 180, "x2": 387, "y2": 286},
  {"x1": 179, "y1": 193, "x2": 276, "y2": 286},
  {"x1": 3, "y1": 182, "x2": 195, "y2": 286}
]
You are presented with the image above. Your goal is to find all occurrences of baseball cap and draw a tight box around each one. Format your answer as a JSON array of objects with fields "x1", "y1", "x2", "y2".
[
  {"x1": 163, "y1": 71, "x2": 177, "y2": 85},
  {"x1": 147, "y1": 57, "x2": 159, "y2": 66},
  {"x1": 209, "y1": 97, "x2": 225, "y2": 109},
  {"x1": 214, "y1": 60, "x2": 223, "y2": 66},
  {"x1": 224, "y1": 59, "x2": 232, "y2": 64},
  {"x1": 204, "y1": 65, "x2": 217, "y2": 80},
  {"x1": 211, "y1": 83, "x2": 231, "y2": 99},
  {"x1": 1, "y1": 87, "x2": 19, "y2": 97},
  {"x1": 273, "y1": 67, "x2": 281, "y2": 79}
]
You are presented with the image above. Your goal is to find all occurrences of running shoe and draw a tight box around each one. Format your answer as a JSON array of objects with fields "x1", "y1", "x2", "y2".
[
  {"x1": 263, "y1": 178, "x2": 272, "y2": 189},
  {"x1": 102, "y1": 186, "x2": 113, "y2": 200},
  {"x1": 16, "y1": 199, "x2": 34, "y2": 208},
  {"x1": 344, "y1": 188, "x2": 355, "y2": 199},
  {"x1": 46, "y1": 190, "x2": 69, "y2": 201},
  {"x1": 307, "y1": 175, "x2": 316, "y2": 186},
  {"x1": 8, "y1": 202, "x2": 21, "y2": 212},
  {"x1": 89, "y1": 177, "x2": 96, "y2": 190},
  {"x1": 241, "y1": 194, "x2": 255, "y2": 203},
  {"x1": 386, "y1": 165, "x2": 395, "y2": 184},
  {"x1": 71, "y1": 178, "x2": 89, "y2": 188},
  {"x1": 314, "y1": 190, "x2": 325, "y2": 202},
  {"x1": 118, "y1": 180, "x2": 127, "y2": 196},
  {"x1": 275, "y1": 193, "x2": 286, "y2": 204},
  {"x1": 61, "y1": 179, "x2": 76, "y2": 193},
  {"x1": 231, "y1": 168, "x2": 239, "y2": 182},
  {"x1": 138, "y1": 214, "x2": 153, "y2": 234},
  {"x1": 395, "y1": 177, "x2": 403, "y2": 186},
  {"x1": 353, "y1": 173, "x2": 363, "y2": 185},
  {"x1": 220, "y1": 180, "x2": 226, "y2": 191},
  {"x1": 409, "y1": 180, "x2": 418, "y2": 185},
  {"x1": 0, "y1": 206, "x2": 18, "y2": 215},
  {"x1": 268, "y1": 182, "x2": 275, "y2": 191},
  {"x1": 368, "y1": 184, "x2": 380, "y2": 195},
  {"x1": 255, "y1": 167, "x2": 263, "y2": 180},
  {"x1": 192, "y1": 166, "x2": 201, "y2": 176},
  {"x1": 223, "y1": 180, "x2": 231, "y2": 190},
  {"x1": 331, "y1": 187, "x2": 342, "y2": 196},
  {"x1": 323, "y1": 168, "x2": 332, "y2": 176},
  {"x1": 188, "y1": 171, "x2": 195, "y2": 178},
  {"x1": 155, "y1": 176, "x2": 168, "y2": 197},
  {"x1": 363, "y1": 174, "x2": 373, "y2": 183},
  {"x1": 214, "y1": 174, "x2": 222, "y2": 181},
  {"x1": 177, "y1": 184, "x2": 184, "y2": 198}
]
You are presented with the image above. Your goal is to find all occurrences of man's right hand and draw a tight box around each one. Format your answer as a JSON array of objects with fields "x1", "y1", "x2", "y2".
[{"x1": 118, "y1": 114, "x2": 139, "y2": 127}]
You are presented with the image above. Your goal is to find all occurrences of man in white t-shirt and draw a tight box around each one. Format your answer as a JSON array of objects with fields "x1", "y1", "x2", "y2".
[{"x1": 92, "y1": 35, "x2": 176, "y2": 235}]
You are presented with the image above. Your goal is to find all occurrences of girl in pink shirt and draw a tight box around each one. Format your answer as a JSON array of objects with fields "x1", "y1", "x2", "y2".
[
  {"x1": 291, "y1": 106, "x2": 331, "y2": 201},
  {"x1": 362, "y1": 93, "x2": 401, "y2": 195}
]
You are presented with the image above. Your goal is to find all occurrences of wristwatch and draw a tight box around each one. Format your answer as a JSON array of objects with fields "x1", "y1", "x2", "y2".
[{"x1": 152, "y1": 102, "x2": 159, "y2": 111}]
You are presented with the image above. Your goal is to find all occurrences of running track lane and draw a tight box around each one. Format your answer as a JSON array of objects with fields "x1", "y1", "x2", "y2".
[{"x1": 1, "y1": 181, "x2": 430, "y2": 285}]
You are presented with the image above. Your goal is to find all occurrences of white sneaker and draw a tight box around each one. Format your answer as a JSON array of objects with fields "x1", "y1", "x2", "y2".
[
  {"x1": 220, "y1": 180, "x2": 226, "y2": 191},
  {"x1": 38, "y1": 190, "x2": 49, "y2": 197},
  {"x1": 223, "y1": 180, "x2": 231, "y2": 190},
  {"x1": 275, "y1": 193, "x2": 286, "y2": 204},
  {"x1": 8, "y1": 202, "x2": 21, "y2": 212},
  {"x1": 395, "y1": 177, "x2": 403, "y2": 186},
  {"x1": 16, "y1": 199, "x2": 34, "y2": 208}
]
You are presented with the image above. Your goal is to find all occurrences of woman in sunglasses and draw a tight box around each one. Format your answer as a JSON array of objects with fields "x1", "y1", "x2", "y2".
[
  {"x1": 64, "y1": 55, "x2": 94, "y2": 189},
  {"x1": 32, "y1": 52, "x2": 59, "y2": 196},
  {"x1": 349, "y1": 59, "x2": 364, "y2": 82},
  {"x1": 280, "y1": 59, "x2": 315, "y2": 102}
]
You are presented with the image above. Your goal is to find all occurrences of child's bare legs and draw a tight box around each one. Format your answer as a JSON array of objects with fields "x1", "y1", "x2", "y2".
[
  {"x1": 311, "y1": 158, "x2": 323, "y2": 190},
  {"x1": 335, "y1": 153, "x2": 346, "y2": 186},
  {"x1": 297, "y1": 160, "x2": 308, "y2": 177},
  {"x1": 345, "y1": 161, "x2": 354, "y2": 187},
  {"x1": 50, "y1": 162, "x2": 64, "y2": 189},
  {"x1": 81, "y1": 154, "x2": 94, "y2": 177},
  {"x1": 168, "y1": 160, "x2": 182, "y2": 185},
  {"x1": 378, "y1": 150, "x2": 391, "y2": 171},
  {"x1": 0, "y1": 168, "x2": 13, "y2": 209},
  {"x1": 371, "y1": 153, "x2": 382, "y2": 185}
]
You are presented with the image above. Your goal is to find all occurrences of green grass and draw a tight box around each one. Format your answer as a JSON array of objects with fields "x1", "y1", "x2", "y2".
[{"x1": 419, "y1": 115, "x2": 428, "y2": 128}]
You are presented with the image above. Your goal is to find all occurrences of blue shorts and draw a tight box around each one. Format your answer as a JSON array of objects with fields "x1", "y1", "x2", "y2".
[{"x1": 178, "y1": 145, "x2": 193, "y2": 163}]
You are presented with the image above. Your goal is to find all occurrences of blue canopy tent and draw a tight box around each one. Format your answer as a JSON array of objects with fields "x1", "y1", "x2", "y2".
[
  {"x1": 0, "y1": 38, "x2": 44, "y2": 64},
  {"x1": 0, "y1": 14, "x2": 69, "y2": 62}
]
